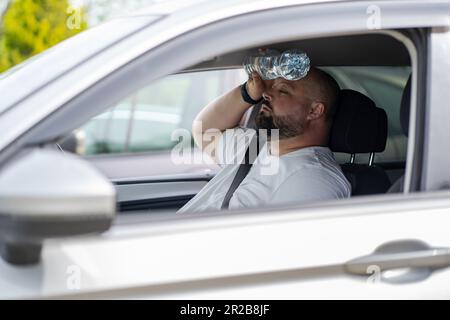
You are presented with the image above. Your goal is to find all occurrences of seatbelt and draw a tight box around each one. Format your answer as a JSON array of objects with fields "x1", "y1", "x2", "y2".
[{"x1": 221, "y1": 104, "x2": 262, "y2": 209}]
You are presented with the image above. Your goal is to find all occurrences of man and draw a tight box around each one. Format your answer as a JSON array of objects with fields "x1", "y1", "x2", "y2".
[{"x1": 177, "y1": 67, "x2": 351, "y2": 214}]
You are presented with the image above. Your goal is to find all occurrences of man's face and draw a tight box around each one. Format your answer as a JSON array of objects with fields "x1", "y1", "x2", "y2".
[{"x1": 255, "y1": 77, "x2": 313, "y2": 139}]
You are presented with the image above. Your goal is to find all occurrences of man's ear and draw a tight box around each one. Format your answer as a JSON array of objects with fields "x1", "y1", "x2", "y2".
[{"x1": 307, "y1": 102, "x2": 326, "y2": 121}]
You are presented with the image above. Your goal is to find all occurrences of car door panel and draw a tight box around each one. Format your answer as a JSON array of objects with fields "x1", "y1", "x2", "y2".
[
  {"x1": 115, "y1": 177, "x2": 212, "y2": 212},
  {"x1": 85, "y1": 152, "x2": 218, "y2": 211},
  {"x1": 5, "y1": 191, "x2": 448, "y2": 299},
  {"x1": 118, "y1": 195, "x2": 195, "y2": 212}
]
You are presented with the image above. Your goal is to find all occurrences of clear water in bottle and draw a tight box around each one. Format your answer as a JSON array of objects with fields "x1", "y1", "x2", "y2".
[
  {"x1": 276, "y1": 50, "x2": 310, "y2": 81},
  {"x1": 243, "y1": 49, "x2": 280, "y2": 80},
  {"x1": 243, "y1": 49, "x2": 310, "y2": 81}
]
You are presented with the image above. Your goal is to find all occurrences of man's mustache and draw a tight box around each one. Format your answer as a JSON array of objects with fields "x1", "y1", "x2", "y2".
[{"x1": 261, "y1": 100, "x2": 273, "y2": 111}]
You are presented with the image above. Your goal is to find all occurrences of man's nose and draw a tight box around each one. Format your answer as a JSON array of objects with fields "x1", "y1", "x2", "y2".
[{"x1": 262, "y1": 91, "x2": 272, "y2": 101}]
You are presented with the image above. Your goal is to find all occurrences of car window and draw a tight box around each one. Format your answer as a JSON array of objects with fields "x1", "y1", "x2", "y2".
[
  {"x1": 67, "y1": 66, "x2": 409, "y2": 165},
  {"x1": 323, "y1": 66, "x2": 411, "y2": 165},
  {"x1": 76, "y1": 69, "x2": 247, "y2": 155}
]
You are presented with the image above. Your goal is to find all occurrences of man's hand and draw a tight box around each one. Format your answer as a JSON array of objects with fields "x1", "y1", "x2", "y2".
[{"x1": 246, "y1": 72, "x2": 266, "y2": 102}]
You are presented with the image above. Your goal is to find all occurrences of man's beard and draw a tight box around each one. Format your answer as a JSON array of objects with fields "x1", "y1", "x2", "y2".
[{"x1": 255, "y1": 102, "x2": 305, "y2": 140}]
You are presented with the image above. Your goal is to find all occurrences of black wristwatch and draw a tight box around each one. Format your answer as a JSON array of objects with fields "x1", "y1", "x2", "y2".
[{"x1": 240, "y1": 81, "x2": 263, "y2": 105}]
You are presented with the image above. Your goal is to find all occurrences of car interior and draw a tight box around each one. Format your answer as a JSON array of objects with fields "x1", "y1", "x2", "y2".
[{"x1": 59, "y1": 32, "x2": 412, "y2": 214}]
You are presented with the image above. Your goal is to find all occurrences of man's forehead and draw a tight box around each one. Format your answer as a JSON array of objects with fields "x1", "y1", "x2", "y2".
[
  {"x1": 273, "y1": 78, "x2": 295, "y2": 87},
  {"x1": 273, "y1": 77, "x2": 307, "y2": 89}
]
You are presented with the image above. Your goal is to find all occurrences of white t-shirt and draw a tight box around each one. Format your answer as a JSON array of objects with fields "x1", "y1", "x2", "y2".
[{"x1": 177, "y1": 128, "x2": 351, "y2": 214}]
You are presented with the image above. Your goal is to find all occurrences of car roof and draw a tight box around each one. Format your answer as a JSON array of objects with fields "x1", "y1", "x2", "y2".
[
  {"x1": 128, "y1": 0, "x2": 447, "y2": 17},
  {"x1": 130, "y1": 0, "x2": 345, "y2": 16}
]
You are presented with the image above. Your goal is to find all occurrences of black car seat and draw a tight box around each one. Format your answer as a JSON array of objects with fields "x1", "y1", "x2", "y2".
[
  {"x1": 330, "y1": 89, "x2": 391, "y2": 195},
  {"x1": 387, "y1": 75, "x2": 411, "y2": 193}
]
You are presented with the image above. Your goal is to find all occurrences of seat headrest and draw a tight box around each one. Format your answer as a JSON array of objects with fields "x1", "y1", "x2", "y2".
[
  {"x1": 400, "y1": 75, "x2": 411, "y2": 137},
  {"x1": 330, "y1": 89, "x2": 387, "y2": 154}
]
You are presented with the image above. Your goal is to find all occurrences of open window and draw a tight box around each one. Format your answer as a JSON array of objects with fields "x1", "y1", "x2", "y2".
[{"x1": 57, "y1": 32, "x2": 414, "y2": 214}]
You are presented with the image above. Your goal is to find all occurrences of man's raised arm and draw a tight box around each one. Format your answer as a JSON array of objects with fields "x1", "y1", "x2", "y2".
[{"x1": 192, "y1": 73, "x2": 265, "y2": 162}]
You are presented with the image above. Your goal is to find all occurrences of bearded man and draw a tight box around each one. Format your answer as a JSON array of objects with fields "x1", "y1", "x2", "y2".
[{"x1": 177, "y1": 67, "x2": 351, "y2": 214}]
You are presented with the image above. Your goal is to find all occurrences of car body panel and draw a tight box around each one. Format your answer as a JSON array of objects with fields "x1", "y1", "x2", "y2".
[
  {"x1": 2, "y1": 191, "x2": 450, "y2": 299},
  {"x1": 421, "y1": 28, "x2": 450, "y2": 191},
  {"x1": 0, "y1": 0, "x2": 449, "y2": 299}
]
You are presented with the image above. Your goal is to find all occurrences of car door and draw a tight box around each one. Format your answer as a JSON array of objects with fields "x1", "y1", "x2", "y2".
[
  {"x1": 1, "y1": 0, "x2": 450, "y2": 299},
  {"x1": 35, "y1": 191, "x2": 450, "y2": 299}
]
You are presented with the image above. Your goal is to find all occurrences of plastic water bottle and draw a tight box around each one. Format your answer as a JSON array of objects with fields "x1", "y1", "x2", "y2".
[
  {"x1": 243, "y1": 49, "x2": 310, "y2": 81},
  {"x1": 276, "y1": 49, "x2": 310, "y2": 81},
  {"x1": 243, "y1": 49, "x2": 280, "y2": 80}
]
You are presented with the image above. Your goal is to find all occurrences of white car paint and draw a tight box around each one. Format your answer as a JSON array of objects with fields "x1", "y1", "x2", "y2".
[{"x1": 0, "y1": 0, "x2": 450, "y2": 299}]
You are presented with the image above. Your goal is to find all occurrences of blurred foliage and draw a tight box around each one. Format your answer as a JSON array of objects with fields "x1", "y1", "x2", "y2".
[{"x1": 0, "y1": 0, "x2": 88, "y2": 72}]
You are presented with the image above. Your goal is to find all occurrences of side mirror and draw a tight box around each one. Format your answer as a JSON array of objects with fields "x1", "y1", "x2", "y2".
[{"x1": 0, "y1": 148, "x2": 116, "y2": 265}]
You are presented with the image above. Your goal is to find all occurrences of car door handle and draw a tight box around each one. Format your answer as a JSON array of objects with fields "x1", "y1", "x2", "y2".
[{"x1": 344, "y1": 240, "x2": 450, "y2": 277}]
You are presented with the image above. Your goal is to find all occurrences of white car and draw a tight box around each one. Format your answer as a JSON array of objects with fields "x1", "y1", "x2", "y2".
[{"x1": 0, "y1": 0, "x2": 450, "y2": 299}]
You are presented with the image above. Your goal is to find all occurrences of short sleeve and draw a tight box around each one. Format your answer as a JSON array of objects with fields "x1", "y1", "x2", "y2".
[{"x1": 216, "y1": 127, "x2": 256, "y2": 167}]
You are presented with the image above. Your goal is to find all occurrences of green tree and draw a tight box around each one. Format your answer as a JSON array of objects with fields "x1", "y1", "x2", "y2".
[{"x1": 0, "y1": 0, "x2": 88, "y2": 73}]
